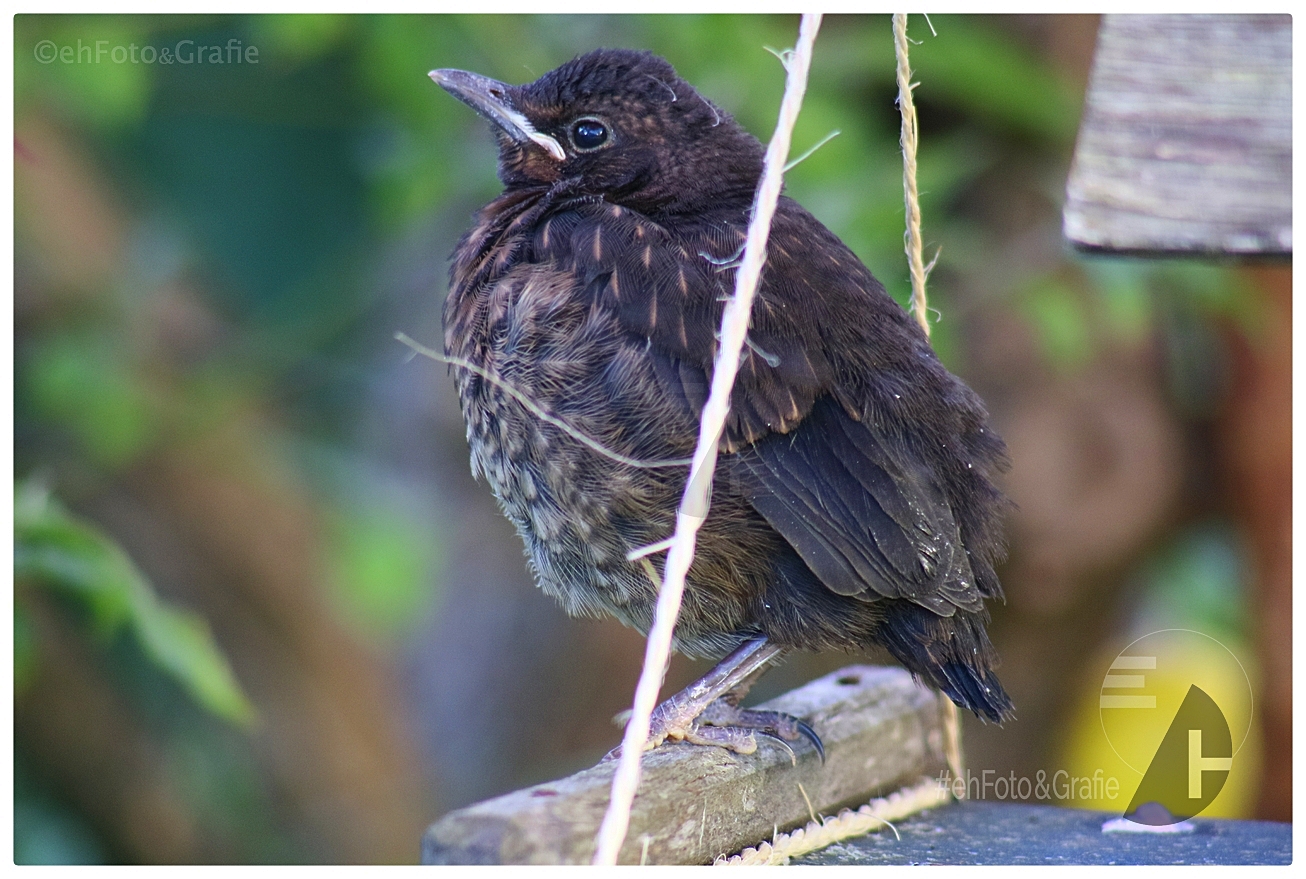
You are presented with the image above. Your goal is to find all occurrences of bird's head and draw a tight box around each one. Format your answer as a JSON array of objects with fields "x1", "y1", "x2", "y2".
[{"x1": 431, "y1": 49, "x2": 765, "y2": 215}]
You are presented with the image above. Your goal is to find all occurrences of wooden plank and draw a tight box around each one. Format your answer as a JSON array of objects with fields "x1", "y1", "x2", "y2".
[
  {"x1": 420, "y1": 665, "x2": 955, "y2": 865},
  {"x1": 1064, "y1": 14, "x2": 1291, "y2": 255}
]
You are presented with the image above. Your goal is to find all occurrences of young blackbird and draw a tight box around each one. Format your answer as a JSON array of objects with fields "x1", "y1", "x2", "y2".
[{"x1": 432, "y1": 49, "x2": 1013, "y2": 757}]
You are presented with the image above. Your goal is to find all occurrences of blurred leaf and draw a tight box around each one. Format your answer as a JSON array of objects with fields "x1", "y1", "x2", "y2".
[
  {"x1": 24, "y1": 333, "x2": 159, "y2": 469},
  {"x1": 325, "y1": 501, "x2": 440, "y2": 643},
  {"x1": 14, "y1": 479, "x2": 257, "y2": 727},
  {"x1": 1082, "y1": 259, "x2": 1154, "y2": 344},
  {"x1": 910, "y1": 14, "x2": 1081, "y2": 142},
  {"x1": 1021, "y1": 278, "x2": 1092, "y2": 370},
  {"x1": 129, "y1": 593, "x2": 258, "y2": 728},
  {"x1": 1135, "y1": 523, "x2": 1248, "y2": 640},
  {"x1": 14, "y1": 603, "x2": 38, "y2": 695},
  {"x1": 15, "y1": 15, "x2": 155, "y2": 128},
  {"x1": 249, "y1": 14, "x2": 352, "y2": 64},
  {"x1": 1152, "y1": 263, "x2": 1260, "y2": 338},
  {"x1": 14, "y1": 480, "x2": 136, "y2": 632}
]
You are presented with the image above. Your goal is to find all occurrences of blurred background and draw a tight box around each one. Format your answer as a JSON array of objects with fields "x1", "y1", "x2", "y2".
[{"x1": 12, "y1": 14, "x2": 1290, "y2": 864}]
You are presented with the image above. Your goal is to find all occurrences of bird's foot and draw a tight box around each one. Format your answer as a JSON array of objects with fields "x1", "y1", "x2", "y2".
[
  {"x1": 698, "y1": 700, "x2": 825, "y2": 764},
  {"x1": 605, "y1": 697, "x2": 814, "y2": 760},
  {"x1": 652, "y1": 701, "x2": 765, "y2": 754},
  {"x1": 601, "y1": 636, "x2": 823, "y2": 763},
  {"x1": 605, "y1": 692, "x2": 823, "y2": 765},
  {"x1": 604, "y1": 693, "x2": 751, "y2": 760}
]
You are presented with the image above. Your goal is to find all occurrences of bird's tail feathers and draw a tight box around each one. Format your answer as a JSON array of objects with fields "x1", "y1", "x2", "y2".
[{"x1": 875, "y1": 601, "x2": 1015, "y2": 724}]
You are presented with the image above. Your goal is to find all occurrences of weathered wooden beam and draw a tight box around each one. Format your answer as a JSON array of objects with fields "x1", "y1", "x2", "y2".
[
  {"x1": 1064, "y1": 14, "x2": 1291, "y2": 255},
  {"x1": 421, "y1": 665, "x2": 955, "y2": 865}
]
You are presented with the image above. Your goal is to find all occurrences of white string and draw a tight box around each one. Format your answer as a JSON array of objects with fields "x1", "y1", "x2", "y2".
[{"x1": 591, "y1": 13, "x2": 825, "y2": 865}]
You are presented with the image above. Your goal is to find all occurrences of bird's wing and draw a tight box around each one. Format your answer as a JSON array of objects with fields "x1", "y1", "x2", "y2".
[
  {"x1": 726, "y1": 396, "x2": 981, "y2": 615},
  {"x1": 531, "y1": 198, "x2": 989, "y2": 614}
]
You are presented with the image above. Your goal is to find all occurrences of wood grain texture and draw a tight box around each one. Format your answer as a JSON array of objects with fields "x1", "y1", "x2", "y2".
[
  {"x1": 421, "y1": 665, "x2": 954, "y2": 865},
  {"x1": 1064, "y1": 14, "x2": 1291, "y2": 255}
]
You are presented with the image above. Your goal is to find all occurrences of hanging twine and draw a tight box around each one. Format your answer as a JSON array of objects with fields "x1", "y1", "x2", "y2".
[
  {"x1": 894, "y1": 12, "x2": 931, "y2": 337},
  {"x1": 895, "y1": 9, "x2": 964, "y2": 793}
]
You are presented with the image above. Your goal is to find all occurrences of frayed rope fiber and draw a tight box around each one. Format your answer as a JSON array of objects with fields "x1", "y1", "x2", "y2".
[
  {"x1": 715, "y1": 776, "x2": 950, "y2": 865},
  {"x1": 894, "y1": 12, "x2": 931, "y2": 338}
]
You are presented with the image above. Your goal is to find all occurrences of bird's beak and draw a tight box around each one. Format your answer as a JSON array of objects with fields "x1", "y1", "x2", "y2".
[{"x1": 429, "y1": 68, "x2": 566, "y2": 162}]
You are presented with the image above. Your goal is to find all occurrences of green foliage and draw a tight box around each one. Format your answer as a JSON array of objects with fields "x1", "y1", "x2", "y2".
[
  {"x1": 15, "y1": 14, "x2": 155, "y2": 128},
  {"x1": 1133, "y1": 523, "x2": 1250, "y2": 644},
  {"x1": 324, "y1": 499, "x2": 441, "y2": 643},
  {"x1": 13, "y1": 761, "x2": 106, "y2": 865},
  {"x1": 249, "y1": 13, "x2": 352, "y2": 64},
  {"x1": 23, "y1": 332, "x2": 161, "y2": 470},
  {"x1": 14, "y1": 479, "x2": 256, "y2": 727},
  {"x1": 910, "y1": 15, "x2": 1082, "y2": 142},
  {"x1": 1020, "y1": 277, "x2": 1094, "y2": 370},
  {"x1": 1152, "y1": 262, "x2": 1258, "y2": 333},
  {"x1": 1083, "y1": 260, "x2": 1154, "y2": 344}
]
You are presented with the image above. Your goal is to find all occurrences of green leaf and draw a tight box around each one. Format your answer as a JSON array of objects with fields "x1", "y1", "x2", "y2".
[
  {"x1": 13, "y1": 479, "x2": 257, "y2": 727},
  {"x1": 15, "y1": 15, "x2": 154, "y2": 129},
  {"x1": 1135, "y1": 523, "x2": 1249, "y2": 641},
  {"x1": 249, "y1": 14, "x2": 352, "y2": 64},
  {"x1": 14, "y1": 604, "x2": 38, "y2": 695},
  {"x1": 1082, "y1": 259, "x2": 1154, "y2": 344},
  {"x1": 23, "y1": 334, "x2": 159, "y2": 469},
  {"x1": 910, "y1": 14, "x2": 1082, "y2": 143},
  {"x1": 1020, "y1": 278, "x2": 1093, "y2": 370},
  {"x1": 324, "y1": 501, "x2": 440, "y2": 643},
  {"x1": 129, "y1": 593, "x2": 257, "y2": 726},
  {"x1": 14, "y1": 492, "x2": 136, "y2": 634}
]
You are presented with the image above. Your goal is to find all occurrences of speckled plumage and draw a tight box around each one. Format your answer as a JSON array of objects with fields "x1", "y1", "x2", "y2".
[{"x1": 438, "y1": 49, "x2": 1014, "y2": 722}]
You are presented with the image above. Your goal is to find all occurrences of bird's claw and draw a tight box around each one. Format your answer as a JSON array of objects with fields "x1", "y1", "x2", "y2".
[
  {"x1": 699, "y1": 702, "x2": 826, "y2": 764},
  {"x1": 795, "y1": 718, "x2": 826, "y2": 764},
  {"x1": 602, "y1": 700, "x2": 823, "y2": 765}
]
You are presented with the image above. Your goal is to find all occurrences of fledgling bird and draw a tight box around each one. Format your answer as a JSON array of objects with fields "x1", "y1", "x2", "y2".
[{"x1": 431, "y1": 48, "x2": 1013, "y2": 758}]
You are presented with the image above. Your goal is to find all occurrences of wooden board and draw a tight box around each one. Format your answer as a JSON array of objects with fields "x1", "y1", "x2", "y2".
[
  {"x1": 420, "y1": 665, "x2": 955, "y2": 865},
  {"x1": 1064, "y1": 14, "x2": 1291, "y2": 255}
]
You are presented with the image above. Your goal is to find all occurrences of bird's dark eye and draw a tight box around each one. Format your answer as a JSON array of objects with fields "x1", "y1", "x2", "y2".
[{"x1": 569, "y1": 118, "x2": 609, "y2": 151}]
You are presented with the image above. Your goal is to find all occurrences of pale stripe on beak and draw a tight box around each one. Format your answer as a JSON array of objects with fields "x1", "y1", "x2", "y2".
[{"x1": 430, "y1": 68, "x2": 566, "y2": 162}]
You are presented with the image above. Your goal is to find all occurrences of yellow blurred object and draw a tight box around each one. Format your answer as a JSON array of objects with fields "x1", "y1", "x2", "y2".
[{"x1": 1060, "y1": 629, "x2": 1261, "y2": 819}]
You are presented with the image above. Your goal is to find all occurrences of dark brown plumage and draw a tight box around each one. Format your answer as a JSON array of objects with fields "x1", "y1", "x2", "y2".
[{"x1": 432, "y1": 49, "x2": 1013, "y2": 754}]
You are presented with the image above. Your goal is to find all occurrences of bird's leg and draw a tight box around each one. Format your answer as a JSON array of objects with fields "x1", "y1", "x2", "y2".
[
  {"x1": 643, "y1": 637, "x2": 781, "y2": 753},
  {"x1": 607, "y1": 637, "x2": 824, "y2": 761},
  {"x1": 696, "y1": 667, "x2": 826, "y2": 765}
]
